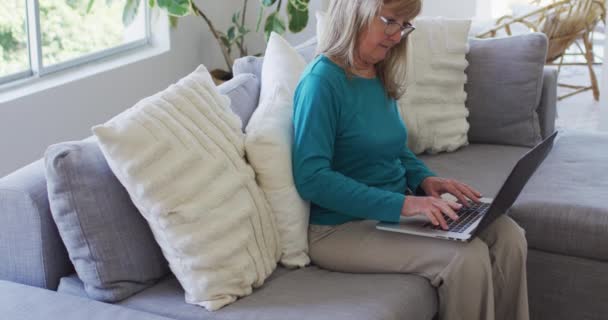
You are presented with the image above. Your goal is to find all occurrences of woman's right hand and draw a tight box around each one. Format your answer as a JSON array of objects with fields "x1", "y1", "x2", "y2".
[{"x1": 401, "y1": 196, "x2": 462, "y2": 230}]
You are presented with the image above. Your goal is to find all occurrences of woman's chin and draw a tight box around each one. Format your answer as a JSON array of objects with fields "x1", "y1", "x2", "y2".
[
  {"x1": 374, "y1": 54, "x2": 388, "y2": 63},
  {"x1": 375, "y1": 48, "x2": 390, "y2": 61}
]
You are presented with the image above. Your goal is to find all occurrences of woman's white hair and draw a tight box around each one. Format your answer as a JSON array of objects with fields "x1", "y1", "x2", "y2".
[{"x1": 318, "y1": 0, "x2": 421, "y2": 99}]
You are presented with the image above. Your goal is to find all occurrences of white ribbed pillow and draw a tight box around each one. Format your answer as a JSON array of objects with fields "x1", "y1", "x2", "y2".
[
  {"x1": 245, "y1": 32, "x2": 311, "y2": 268},
  {"x1": 92, "y1": 65, "x2": 280, "y2": 311},
  {"x1": 398, "y1": 17, "x2": 471, "y2": 154}
]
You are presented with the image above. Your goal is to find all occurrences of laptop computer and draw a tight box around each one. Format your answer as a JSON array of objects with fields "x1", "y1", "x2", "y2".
[{"x1": 376, "y1": 131, "x2": 558, "y2": 242}]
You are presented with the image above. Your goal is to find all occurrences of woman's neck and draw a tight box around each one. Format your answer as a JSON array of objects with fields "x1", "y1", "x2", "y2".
[
  {"x1": 351, "y1": 51, "x2": 377, "y2": 78},
  {"x1": 327, "y1": 54, "x2": 376, "y2": 79}
]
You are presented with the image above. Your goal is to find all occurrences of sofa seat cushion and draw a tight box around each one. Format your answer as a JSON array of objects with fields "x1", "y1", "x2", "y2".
[
  {"x1": 510, "y1": 132, "x2": 608, "y2": 261},
  {"x1": 58, "y1": 267, "x2": 437, "y2": 320},
  {"x1": 419, "y1": 143, "x2": 531, "y2": 198}
]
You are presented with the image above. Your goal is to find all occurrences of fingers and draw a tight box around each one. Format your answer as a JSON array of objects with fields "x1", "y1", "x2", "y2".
[
  {"x1": 446, "y1": 200, "x2": 462, "y2": 211},
  {"x1": 444, "y1": 181, "x2": 482, "y2": 206},
  {"x1": 445, "y1": 184, "x2": 471, "y2": 206},
  {"x1": 464, "y1": 182, "x2": 483, "y2": 197},
  {"x1": 424, "y1": 211, "x2": 440, "y2": 227},
  {"x1": 432, "y1": 199, "x2": 459, "y2": 221},
  {"x1": 403, "y1": 196, "x2": 459, "y2": 231},
  {"x1": 430, "y1": 207, "x2": 449, "y2": 230},
  {"x1": 456, "y1": 183, "x2": 481, "y2": 204},
  {"x1": 462, "y1": 183, "x2": 483, "y2": 202}
]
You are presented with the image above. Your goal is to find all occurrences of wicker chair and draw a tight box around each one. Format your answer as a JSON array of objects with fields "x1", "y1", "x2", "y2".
[{"x1": 477, "y1": 0, "x2": 605, "y2": 101}]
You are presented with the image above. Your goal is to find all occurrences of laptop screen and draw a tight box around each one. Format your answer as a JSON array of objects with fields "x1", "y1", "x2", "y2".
[{"x1": 472, "y1": 131, "x2": 558, "y2": 237}]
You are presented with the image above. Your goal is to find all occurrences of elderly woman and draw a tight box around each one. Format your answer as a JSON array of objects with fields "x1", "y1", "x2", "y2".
[{"x1": 291, "y1": 1, "x2": 529, "y2": 320}]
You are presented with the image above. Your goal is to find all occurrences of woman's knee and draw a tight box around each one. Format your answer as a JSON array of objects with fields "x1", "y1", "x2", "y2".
[
  {"x1": 499, "y1": 216, "x2": 527, "y2": 249},
  {"x1": 485, "y1": 215, "x2": 528, "y2": 261},
  {"x1": 436, "y1": 238, "x2": 493, "y2": 287},
  {"x1": 455, "y1": 238, "x2": 493, "y2": 274}
]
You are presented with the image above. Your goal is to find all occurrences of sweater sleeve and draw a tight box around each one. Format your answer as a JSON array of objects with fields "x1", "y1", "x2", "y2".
[
  {"x1": 292, "y1": 75, "x2": 403, "y2": 223},
  {"x1": 399, "y1": 144, "x2": 436, "y2": 194}
]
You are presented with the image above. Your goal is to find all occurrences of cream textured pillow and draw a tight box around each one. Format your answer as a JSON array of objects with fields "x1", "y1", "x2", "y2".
[
  {"x1": 245, "y1": 32, "x2": 311, "y2": 268},
  {"x1": 398, "y1": 17, "x2": 471, "y2": 154},
  {"x1": 93, "y1": 65, "x2": 280, "y2": 311}
]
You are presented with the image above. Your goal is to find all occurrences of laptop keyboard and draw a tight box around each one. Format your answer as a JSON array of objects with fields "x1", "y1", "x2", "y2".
[{"x1": 425, "y1": 202, "x2": 490, "y2": 233}]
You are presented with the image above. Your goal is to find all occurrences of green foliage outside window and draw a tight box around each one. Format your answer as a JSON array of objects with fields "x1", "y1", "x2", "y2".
[
  {"x1": 0, "y1": 0, "x2": 131, "y2": 77},
  {"x1": 0, "y1": 0, "x2": 27, "y2": 76}
]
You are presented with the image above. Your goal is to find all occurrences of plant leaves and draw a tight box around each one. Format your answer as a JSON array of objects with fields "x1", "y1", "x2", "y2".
[
  {"x1": 232, "y1": 11, "x2": 240, "y2": 24},
  {"x1": 65, "y1": 0, "x2": 80, "y2": 10},
  {"x1": 264, "y1": 12, "x2": 285, "y2": 39},
  {"x1": 261, "y1": 0, "x2": 277, "y2": 7},
  {"x1": 220, "y1": 35, "x2": 231, "y2": 47},
  {"x1": 287, "y1": 0, "x2": 308, "y2": 33},
  {"x1": 86, "y1": 0, "x2": 95, "y2": 14},
  {"x1": 219, "y1": 35, "x2": 232, "y2": 54},
  {"x1": 169, "y1": 15, "x2": 179, "y2": 27},
  {"x1": 148, "y1": 0, "x2": 155, "y2": 8},
  {"x1": 122, "y1": 0, "x2": 140, "y2": 26},
  {"x1": 157, "y1": 0, "x2": 191, "y2": 17},
  {"x1": 256, "y1": 5, "x2": 264, "y2": 32},
  {"x1": 227, "y1": 26, "x2": 236, "y2": 40}
]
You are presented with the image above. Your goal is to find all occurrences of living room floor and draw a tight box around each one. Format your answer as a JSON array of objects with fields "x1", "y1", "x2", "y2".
[{"x1": 555, "y1": 64, "x2": 603, "y2": 132}]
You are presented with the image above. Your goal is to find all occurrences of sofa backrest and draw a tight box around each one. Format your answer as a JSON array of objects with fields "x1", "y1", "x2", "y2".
[
  {"x1": 0, "y1": 74, "x2": 261, "y2": 290},
  {"x1": 234, "y1": 35, "x2": 557, "y2": 141}
]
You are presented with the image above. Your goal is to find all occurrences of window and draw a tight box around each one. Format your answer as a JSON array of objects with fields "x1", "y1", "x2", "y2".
[
  {"x1": 0, "y1": 0, "x2": 149, "y2": 86},
  {"x1": 0, "y1": 1, "x2": 29, "y2": 81}
]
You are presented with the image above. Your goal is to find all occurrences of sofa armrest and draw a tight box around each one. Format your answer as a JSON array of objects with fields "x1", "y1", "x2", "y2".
[
  {"x1": 0, "y1": 280, "x2": 171, "y2": 320},
  {"x1": 0, "y1": 160, "x2": 72, "y2": 290},
  {"x1": 538, "y1": 67, "x2": 558, "y2": 139}
]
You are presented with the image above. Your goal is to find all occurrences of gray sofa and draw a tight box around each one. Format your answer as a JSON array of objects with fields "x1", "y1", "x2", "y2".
[{"x1": 1, "y1": 33, "x2": 607, "y2": 320}]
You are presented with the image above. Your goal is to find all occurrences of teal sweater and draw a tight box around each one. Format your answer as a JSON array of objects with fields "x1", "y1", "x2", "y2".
[{"x1": 292, "y1": 55, "x2": 436, "y2": 226}]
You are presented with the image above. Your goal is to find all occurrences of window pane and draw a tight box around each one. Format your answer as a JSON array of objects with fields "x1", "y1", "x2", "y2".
[
  {"x1": 0, "y1": 0, "x2": 29, "y2": 78},
  {"x1": 39, "y1": 0, "x2": 146, "y2": 67}
]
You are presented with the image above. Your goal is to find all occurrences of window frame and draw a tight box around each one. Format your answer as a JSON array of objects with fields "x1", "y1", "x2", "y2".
[{"x1": 0, "y1": 0, "x2": 151, "y2": 86}]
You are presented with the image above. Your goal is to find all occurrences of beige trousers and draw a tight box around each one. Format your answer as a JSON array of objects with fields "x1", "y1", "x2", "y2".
[{"x1": 308, "y1": 215, "x2": 529, "y2": 320}]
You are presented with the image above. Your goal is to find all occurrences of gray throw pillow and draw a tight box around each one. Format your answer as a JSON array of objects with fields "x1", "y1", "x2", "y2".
[
  {"x1": 45, "y1": 140, "x2": 170, "y2": 302},
  {"x1": 218, "y1": 73, "x2": 260, "y2": 131},
  {"x1": 465, "y1": 33, "x2": 548, "y2": 147}
]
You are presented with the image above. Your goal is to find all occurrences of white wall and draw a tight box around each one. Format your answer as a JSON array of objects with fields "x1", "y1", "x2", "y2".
[
  {"x1": 421, "y1": 0, "x2": 477, "y2": 18},
  {"x1": 0, "y1": 0, "x2": 326, "y2": 177}
]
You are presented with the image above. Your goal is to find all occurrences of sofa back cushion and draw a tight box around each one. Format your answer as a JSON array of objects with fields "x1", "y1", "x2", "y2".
[
  {"x1": 465, "y1": 33, "x2": 548, "y2": 147},
  {"x1": 234, "y1": 34, "x2": 549, "y2": 149},
  {"x1": 45, "y1": 140, "x2": 170, "y2": 302},
  {"x1": 220, "y1": 73, "x2": 260, "y2": 131}
]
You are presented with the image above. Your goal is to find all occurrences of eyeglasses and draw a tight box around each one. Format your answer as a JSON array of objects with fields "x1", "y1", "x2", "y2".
[{"x1": 379, "y1": 16, "x2": 415, "y2": 39}]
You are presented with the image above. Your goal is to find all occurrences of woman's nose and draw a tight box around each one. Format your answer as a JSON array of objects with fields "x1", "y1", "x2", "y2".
[{"x1": 389, "y1": 31, "x2": 402, "y2": 43}]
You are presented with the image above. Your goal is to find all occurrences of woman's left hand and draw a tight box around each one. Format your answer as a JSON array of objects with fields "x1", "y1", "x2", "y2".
[{"x1": 420, "y1": 177, "x2": 482, "y2": 206}]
